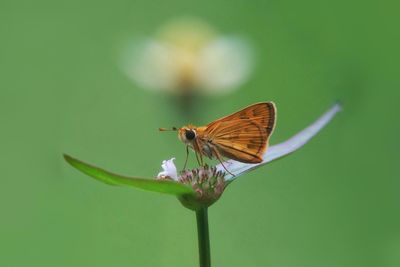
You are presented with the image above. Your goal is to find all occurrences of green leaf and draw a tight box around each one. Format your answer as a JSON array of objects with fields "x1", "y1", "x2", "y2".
[{"x1": 63, "y1": 154, "x2": 195, "y2": 197}]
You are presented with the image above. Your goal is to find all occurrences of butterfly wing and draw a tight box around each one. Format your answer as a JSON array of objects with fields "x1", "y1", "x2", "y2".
[
  {"x1": 206, "y1": 102, "x2": 276, "y2": 136},
  {"x1": 204, "y1": 102, "x2": 277, "y2": 163},
  {"x1": 208, "y1": 120, "x2": 267, "y2": 163}
]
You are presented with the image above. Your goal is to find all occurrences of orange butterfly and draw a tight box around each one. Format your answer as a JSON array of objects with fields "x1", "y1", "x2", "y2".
[{"x1": 160, "y1": 102, "x2": 276, "y2": 174}]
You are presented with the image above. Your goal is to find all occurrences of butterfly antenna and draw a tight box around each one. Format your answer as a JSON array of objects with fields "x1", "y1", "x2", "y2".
[{"x1": 159, "y1": 127, "x2": 178, "y2": 132}]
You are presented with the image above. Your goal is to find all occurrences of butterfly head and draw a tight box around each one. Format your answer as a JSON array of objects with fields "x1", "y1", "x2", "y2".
[{"x1": 178, "y1": 125, "x2": 197, "y2": 144}]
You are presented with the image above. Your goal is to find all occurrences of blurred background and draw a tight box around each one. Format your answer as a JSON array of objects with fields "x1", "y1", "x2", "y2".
[{"x1": 1, "y1": 0, "x2": 399, "y2": 266}]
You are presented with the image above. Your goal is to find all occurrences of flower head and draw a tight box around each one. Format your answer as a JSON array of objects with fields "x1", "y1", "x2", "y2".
[
  {"x1": 158, "y1": 159, "x2": 226, "y2": 210},
  {"x1": 120, "y1": 17, "x2": 253, "y2": 95}
]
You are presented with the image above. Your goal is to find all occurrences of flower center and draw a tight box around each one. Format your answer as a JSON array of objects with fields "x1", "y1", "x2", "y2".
[{"x1": 178, "y1": 165, "x2": 226, "y2": 210}]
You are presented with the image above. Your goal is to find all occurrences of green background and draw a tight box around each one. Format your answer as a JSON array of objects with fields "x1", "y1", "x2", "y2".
[{"x1": 1, "y1": 0, "x2": 399, "y2": 266}]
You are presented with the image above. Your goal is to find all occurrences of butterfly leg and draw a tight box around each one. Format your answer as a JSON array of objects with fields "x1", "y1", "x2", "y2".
[
  {"x1": 199, "y1": 153, "x2": 204, "y2": 167},
  {"x1": 195, "y1": 152, "x2": 205, "y2": 167},
  {"x1": 211, "y1": 147, "x2": 235, "y2": 177},
  {"x1": 183, "y1": 145, "x2": 189, "y2": 170},
  {"x1": 194, "y1": 151, "x2": 202, "y2": 166},
  {"x1": 194, "y1": 139, "x2": 205, "y2": 167}
]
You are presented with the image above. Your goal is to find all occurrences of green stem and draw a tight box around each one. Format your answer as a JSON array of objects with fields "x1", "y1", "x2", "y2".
[{"x1": 196, "y1": 207, "x2": 211, "y2": 267}]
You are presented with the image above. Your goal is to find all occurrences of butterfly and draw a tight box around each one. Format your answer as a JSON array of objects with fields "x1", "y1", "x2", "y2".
[{"x1": 160, "y1": 102, "x2": 276, "y2": 174}]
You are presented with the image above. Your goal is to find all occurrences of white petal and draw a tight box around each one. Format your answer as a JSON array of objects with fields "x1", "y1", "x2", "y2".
[
  {"x1": 218, "y1": 103, "x2": 342, "y2": 181},
  {"x1": 194, "y1": 37, "x2": 253, "y2": 94},
  {"x1": 157, "y1": 158, "x2": 179, "y2": 181},
  {"x1": 120, "y1": 39, "x2": 181, "y2": 92}
]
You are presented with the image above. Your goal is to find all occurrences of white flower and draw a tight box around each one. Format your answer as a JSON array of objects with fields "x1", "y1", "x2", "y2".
[
  {"x1": 120, "y1": 17, "x2": 253, "y2": 95},
  {"x1": 157, "y1": 158, "x2": 178, "y2": 181}
]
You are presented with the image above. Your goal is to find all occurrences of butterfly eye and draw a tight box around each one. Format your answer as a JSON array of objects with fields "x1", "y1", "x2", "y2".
[{"x1": 185, "y1": 129, "x2": 196, "y2": 140}]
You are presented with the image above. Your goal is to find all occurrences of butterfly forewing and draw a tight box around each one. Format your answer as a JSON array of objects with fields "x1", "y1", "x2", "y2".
[
  {"x1": 206, "y1": 102, "x2": 276, "y2": 135},
  {"x1": 203, "y1": 102, "x2": 276, "y2": 163}
]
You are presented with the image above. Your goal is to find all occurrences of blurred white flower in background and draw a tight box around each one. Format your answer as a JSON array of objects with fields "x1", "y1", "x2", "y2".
[{"x1": 120, "y1": 17, "x2": 253, "y2": 95}]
